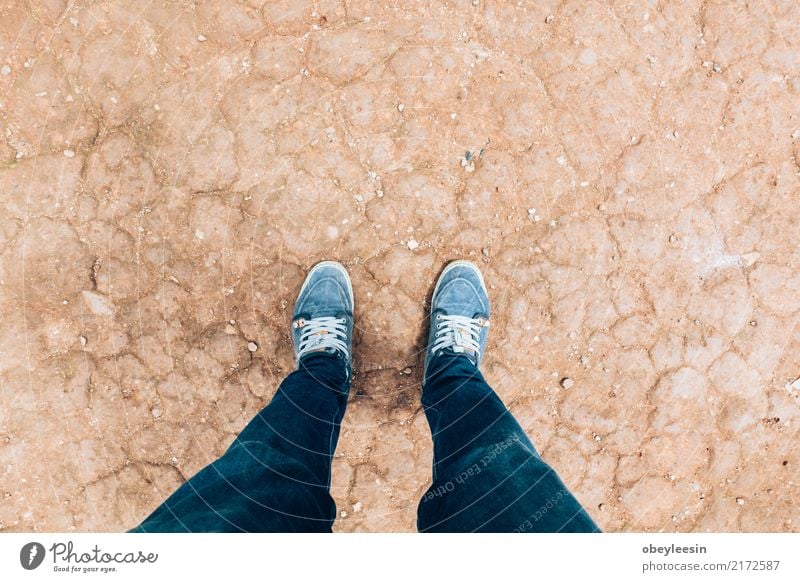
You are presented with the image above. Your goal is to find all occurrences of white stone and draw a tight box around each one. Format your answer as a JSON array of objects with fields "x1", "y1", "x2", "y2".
[
  {"x1": 81, "y1": 290, "x2": 114, "y2": 316},
  {"x1": 740, "y1": 252, "x2": 760, "y2": 267},
  {"x1": 578, "y1": 49, "x2": 597, "y2": 66},
  {"x1": 407, "y1": 238, "x2": 419, "y2": 250}
]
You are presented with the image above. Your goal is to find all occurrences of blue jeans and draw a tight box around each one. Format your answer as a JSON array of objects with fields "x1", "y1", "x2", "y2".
[{"x1": 131, "y1": 352, "x2": 598, "y2": 532}]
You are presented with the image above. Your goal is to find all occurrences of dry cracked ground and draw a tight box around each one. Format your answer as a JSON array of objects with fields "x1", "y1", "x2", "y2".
[{"x1": 1, "y1": 0, "x2": 800, "y2": 533}]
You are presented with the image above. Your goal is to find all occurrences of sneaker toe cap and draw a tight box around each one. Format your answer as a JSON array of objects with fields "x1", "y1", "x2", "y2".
[
  {"x1": 294, "y1": 266, "x2": 354, "y2": 317},
  {"x1": 434, "y1": 274, "x2": 489, "y2": 316}
]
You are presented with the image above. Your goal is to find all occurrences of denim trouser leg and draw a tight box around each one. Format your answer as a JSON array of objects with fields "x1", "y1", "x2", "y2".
[
  {"x1": 417, "y1": 354, "x2": 600, "y2": 532},
  {"x1": 131, "y1": 352, "x2": 349, "y2": 532}
]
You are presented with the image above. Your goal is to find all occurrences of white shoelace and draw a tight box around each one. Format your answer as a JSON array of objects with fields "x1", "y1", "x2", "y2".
[
  {"x1": 431, "y1": 314, "x2": 489, "y2": 356},
  {"x1": 294, "y1": 316, "x2": 349, "y2": 361}
]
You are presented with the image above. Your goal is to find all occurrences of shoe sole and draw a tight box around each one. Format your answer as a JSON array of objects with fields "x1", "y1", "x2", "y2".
[
  {"x1": 431, "y1": 259, "x2": 488, "y2": 303},
  {"x1": 298, "y1": 260, "x2": 354, "y2": 307}
]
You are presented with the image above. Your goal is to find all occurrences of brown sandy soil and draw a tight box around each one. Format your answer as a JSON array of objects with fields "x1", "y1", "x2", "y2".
[{"x1": 1, "y1": 0, "x2": 800, "y2": 532}]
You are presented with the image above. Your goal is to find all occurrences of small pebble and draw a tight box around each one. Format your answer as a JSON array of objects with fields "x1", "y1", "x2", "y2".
[
  {"x1": 560, "y1": 377, "x2": 574, "y2": 389},
  {"x1": 376, "y1": 190, "x2": 384, "y2": 198},
  {"x1": 0, "y1": 65, "x2": 10, "y2": 76},
  {"x1": 352, "y1": 501, "x2": 363, "y2": 512},
  {"x1": 247, "y1": 341, "x2": 258, "y2": 352},
  {"x1": 791, "y1": 129, "x2": 800, "y2": 140},
  {"x1": 712, "y1": 63, "x2": 722, "y2": 73},
  {"x1": 527, "y1": 208, "x2": 536, "y2": 215},
  {"x1": 580, "y1": 355, "x2": 589, "y2": 366},
  {"x1": 668, "y1": 234, "x2": 677, "y2": 243},
  {"x1": 63, "y1": 149, "x2": 75, "y2": 158},
  {"x1": 197, "y1": 34, "x2": 207, "y2": 42},
  {"x1": 79, "y1": 335, "x2": 87, "y2": 346},
  {"x1": 545, "y1": 15, "x2": 554, "y2": 24},
  {"x1": 736, "y1": 497, "x2": 745, "y2": 505},
  {"x1": 397, "y1": 103, "x2": 405, "y2": 112},
  {"x1": 482, "y1": 247, "x2": 490, "y2": 256},
  {"x1": 407, "y1": 238, "x2": 419, "y2": 250},
  {"x1": 340, "y1": 510, "x2": 348, "y2": 518},
  {"x1": 401, "y1": 367, "x2": 412, "y2": 375},
  {"x1": 740, "y1": 251, "x2": 760, "y2": 267},
  {"x1": 151, "y1": 408, "x2": 162, "y2": 419}
]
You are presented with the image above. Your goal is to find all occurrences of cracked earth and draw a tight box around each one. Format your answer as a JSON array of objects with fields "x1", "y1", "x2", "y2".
[{"x1": 2, "y1": 0, "x2": 800, "y2": 532}]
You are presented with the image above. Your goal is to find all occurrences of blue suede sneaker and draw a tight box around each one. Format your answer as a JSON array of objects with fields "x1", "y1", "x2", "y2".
[
  {"x1": 424, "y1": 260, "x2": 490, "y2": 379},
  {"x1": 292, "y1": 261, "x2": 354, "y2": 376}
]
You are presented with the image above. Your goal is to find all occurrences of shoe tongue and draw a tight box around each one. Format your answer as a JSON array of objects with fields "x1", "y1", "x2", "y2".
[
  {"x1": 306, "y1": 329, "x2": 329, "y2": 348},
  {"x1": 451, "y1": 324, "x2": 473, "y2": 349}
]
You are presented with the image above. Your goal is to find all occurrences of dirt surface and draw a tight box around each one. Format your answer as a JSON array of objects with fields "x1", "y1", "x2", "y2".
[{"x1": 2, "y1": 0, "x2": 800, "y2": 532}]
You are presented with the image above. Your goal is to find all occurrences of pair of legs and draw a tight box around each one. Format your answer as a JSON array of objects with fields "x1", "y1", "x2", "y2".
[{"x1": 132, "y1": 261, "x2": 598, "y2": 532}]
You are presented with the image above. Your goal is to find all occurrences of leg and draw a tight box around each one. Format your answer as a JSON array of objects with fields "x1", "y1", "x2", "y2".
[
  {"x1": 132, "y1": 261, "x2": 355, "y2": 532},
  {"x1": 417, "y1": 354, "x2": 599, "y2": 532},
  {"x1": 416, "y1": 261, "x2": 599, "y2": 532},
  {"x1": 132, "y1": 353, "x2": 348, "y2": 532}
]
